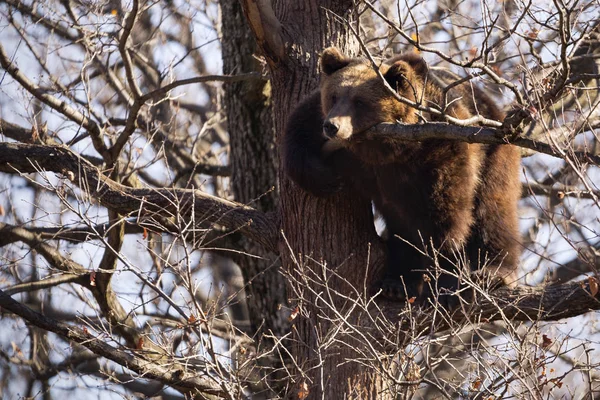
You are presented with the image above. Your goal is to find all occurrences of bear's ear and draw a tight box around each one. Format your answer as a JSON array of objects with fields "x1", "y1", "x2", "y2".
[
  {"x1": 384, "y1": 60, "x2": 413, "y2": 90},
  {"x1": 321, "y1": 47, "x2": 351, "y2": 75},
  {"x1": 384, "y1": 55, "x2": 427, "y2": 90},
  {"x1": 396, "y1": 53, "x2": 428, "y2": 77}
]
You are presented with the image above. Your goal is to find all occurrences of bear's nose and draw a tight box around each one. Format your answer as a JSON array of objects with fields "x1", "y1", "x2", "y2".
[{"x1": 323, "y1": 121, "x2": 339, "y2": 138}]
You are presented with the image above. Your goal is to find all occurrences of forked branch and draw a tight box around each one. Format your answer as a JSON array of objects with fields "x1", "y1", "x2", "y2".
[
  {"x1": 0, "y1": 142, "x2": 279, "y2": 252},
  {"x1": 0, "y1": 289, "x2": 227, "y2": 400}
]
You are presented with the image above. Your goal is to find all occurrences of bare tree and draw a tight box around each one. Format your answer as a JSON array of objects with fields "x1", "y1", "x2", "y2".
[{"x1": 1, "y1": 0, "x2": 600, "y2": 399}]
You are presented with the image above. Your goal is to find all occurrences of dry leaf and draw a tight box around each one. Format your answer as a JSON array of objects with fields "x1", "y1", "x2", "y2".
[
  {"x1": 142, "y1": 227, "x2": 148, "y2": 240},
  {"x1": 411, "y1": 33, "x2": 419, "y2": 53},
  {"x1": 11, "y1": 342, "x2": 23, "y2": 357},
  {"x1": 298, "y1": 381, "x2": 309, "y2": 399},
  {"x1": 90, "y1": 271, "x2": 96, "y2": 287},
  {"x1": 542, "y1": 334, "x2": 552, "y2": 349},
  {"x1": 550, "y1": 378, "x2": 563, "y2": 388},
  {"x1": 408, "y1": 297, "x2": 416, "y2": 304},
  {"x1": 31, "y1": 125, "x2": 39, "y2": 142},
  {"x1": 289, "y1": 306, "x2": 300, "y2": 322},
  {"x1": 589, "y1": 276, "x2": 599, "y2": 297}
]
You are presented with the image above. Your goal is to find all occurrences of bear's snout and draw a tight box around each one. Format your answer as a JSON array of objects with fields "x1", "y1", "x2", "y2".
[{"x1": 323, "y1": 120, "x2": 339, "y2": 138}]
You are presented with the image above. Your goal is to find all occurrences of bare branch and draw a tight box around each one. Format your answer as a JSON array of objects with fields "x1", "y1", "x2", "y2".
[
  {"x1": 4, "y1": 274, "x2": 82, "y2": 296},
  {"x1": 118, "y1": 0, "x2": 143, "y2": 101},
  {"x1": 524, "y1": 182, "x2": 600, "y2": 201},
  {"x1": 366, "y1": 122, "x2": 600, "y2": 164},
  {"x1": 378, "y1": 279, "x2": 600, "y2": 333},
  {"x1": 0, "y1": 289, "x2": 228, "y2": 399},
  {"x1": 0, "y1": 221, "x2": 144, "y2": 245},
  {"x1": 0, "y1": 142, "x2": 280, "y2": 252},
  {"x1": 0, "y1": 223, "x2": 88, "y2": 275},
  {"x1": 140, "y1": 73, "x2": 264, "y2": 103},
  {"x1": 0, "y1": 44, "x2": 108, "y2": 158},
  {"x1": 0, "y1": 222, "x2": 202, "y2": 364}
]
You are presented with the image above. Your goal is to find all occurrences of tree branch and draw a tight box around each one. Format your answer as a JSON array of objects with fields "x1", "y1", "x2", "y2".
[
  {"x1": 0, "y1": 44, "x2": 108, "y2": 158},
  {"x1": 546, "y1": 243, "x2": 600, "y2": 284},
  {"x1": 378, "y1": 279, "x2": 600, "y2": 336},
  {"x1": 0, "y1": 142, "x2": 279, "y2": 252},
  {"x1": 524, "y1": 181, "x2": 600, "y2": 200},
  {"x1": 240, "y1": 0, "x2": 285, "y2": 65},
  {"x1": 0, "y1": 223, "x2": 88, "y2": 275},
  {"x1": 367, "y1": 122, "x2": 600, "y2": 165},
  {"x1": 140, "y1": 73, "x2": 264, "y2": 103},
  {"x1": 4, "y1": 274, "x2": 82, "y2": 296},
  {"x1": 0, "y1": 221, "x2": 144, "y2": 245},
  {"x1": 0, "y1": 222, "x2": 163, "y2": 352},
  {"x1": 0, "y1": 119, "x2": 42, "y2": 143},
  {"x1": 0, "y1": 289, "x2": 227, "y2": 399}
]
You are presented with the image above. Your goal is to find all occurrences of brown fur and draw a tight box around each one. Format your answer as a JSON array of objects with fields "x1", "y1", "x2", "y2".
[{"x1": 283, "y1": 47, "x2": 521, "y2": 305}]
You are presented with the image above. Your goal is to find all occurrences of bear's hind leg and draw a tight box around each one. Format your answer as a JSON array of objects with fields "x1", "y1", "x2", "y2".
[{"x1": 379, "y1": 235, "x2": 427, "y2": 302}]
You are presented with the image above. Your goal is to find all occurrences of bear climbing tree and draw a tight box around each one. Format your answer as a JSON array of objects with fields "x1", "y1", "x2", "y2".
[
  {"x1": 284, "y1": 48, "x2": 521, "y2": 308},
  {"x1": 1, "y1": 0, "x2": 600, "y2": 399},
  {"x1": 242, "y1": 1, "x2": 600, "y2": 399}
]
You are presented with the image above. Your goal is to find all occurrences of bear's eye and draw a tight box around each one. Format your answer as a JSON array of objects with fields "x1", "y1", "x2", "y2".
[
  {"x1": 354, "y1": 98, "x2": 366, "y2": 107},
  {"x1": 330, "y1": 94, "x2": 337, "y2": 104}
]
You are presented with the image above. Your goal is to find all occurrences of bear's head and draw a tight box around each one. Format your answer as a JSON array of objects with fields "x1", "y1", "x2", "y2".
[{"x1": 319, "y1": 47, "x2": 427, "y2": 145}]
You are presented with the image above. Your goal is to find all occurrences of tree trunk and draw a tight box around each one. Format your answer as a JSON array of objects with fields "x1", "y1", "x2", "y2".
[
  {"x1": 259, "y1": 2, "x2": 389, "y2": 398},
  {"x1": 220, "y1": 0, "x2": 288, "y2": 338}
]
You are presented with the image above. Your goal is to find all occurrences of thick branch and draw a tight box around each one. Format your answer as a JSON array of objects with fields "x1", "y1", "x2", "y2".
[
  {"x1": 0, "y1": 289, "x2": 226, "y2": 399},
  {"x1": 379, "y1": 279, "x2": 600, "y2": 335},
  {"x1": 4, "y1": 274, "x2": 82, "y2": 295},
  {"x1": 0, "y1": 224, "x2": 88, "y2": 275},
  {"x1": 0, "y1": 221, "x2": 144, "y2": 245},
  {"x1": 140, "y1": 73, "x2": 264, "y2": 103},
  {"x1": 368, "y1": 122, "x2": 600, "y2": 165},
  {"x1": 240, "y1": 0, "x2": 284, "y2": 64},
  {"x1": 0, "y1": 119, "x2": 41, "y2": 143},
  {"x1": 546, "y1": 243, "x2": 600, "y2": 284},
  {"x1": 477, "y1": 280, "x2": 600, "y2": 321},
  {"x1": 0, "y1": 142, "x2": 279, "y2": 252}
]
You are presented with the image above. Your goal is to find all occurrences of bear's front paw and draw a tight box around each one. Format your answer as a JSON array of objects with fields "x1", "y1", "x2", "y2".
[
  {"x1": 303, "y1": 172, "x2": 344, "y2": 197},
  {"x1": 297, "y1": 158, "x2": 345, "y2": 197}
]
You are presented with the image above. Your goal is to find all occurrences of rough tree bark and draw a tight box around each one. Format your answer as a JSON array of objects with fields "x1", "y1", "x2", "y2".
[
  {"x1": 241, "y1": 1, "x2": 389, "y2": 398},
  {"x1": 220, "y1": 0, "x2": 288, "y2": 340}
]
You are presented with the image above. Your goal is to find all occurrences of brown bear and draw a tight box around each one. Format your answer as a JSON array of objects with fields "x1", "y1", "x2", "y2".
[{"x1": 283, "y1": 47, "x2": 521, "y2": 306}]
